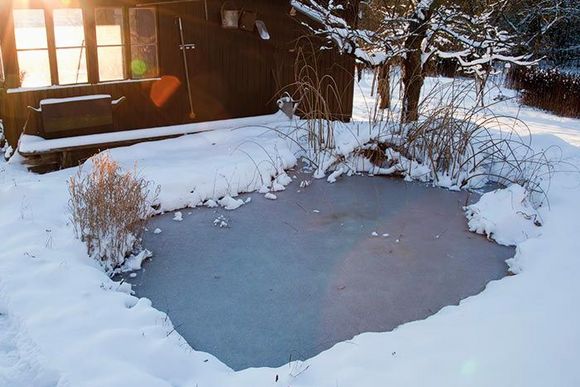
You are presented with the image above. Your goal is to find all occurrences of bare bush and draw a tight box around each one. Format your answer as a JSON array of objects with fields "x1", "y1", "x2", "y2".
[
  {"x1": 351, "y1": 80, "x2": 562, "y2": 205},
  {"x1": 407, "y1": 106, "x2": 556, "y2": 196},
  {"x1": 69, "y1": 153, "x2": 159, "y2": 274}
]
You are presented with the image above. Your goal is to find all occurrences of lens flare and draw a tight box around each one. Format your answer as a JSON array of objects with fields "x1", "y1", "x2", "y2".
[
  {"x1": 131, "y1": 59, "x2": 147, "y2": 77},
  {"x1": 460, "y1": 359, "x2": 478, "y2": 376},
  {"x1": 150, "y1": 76, "x2": 182, "y2": 108}
]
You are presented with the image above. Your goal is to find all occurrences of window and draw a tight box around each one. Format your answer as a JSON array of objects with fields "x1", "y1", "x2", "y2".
[
  {"x1": 95, "y1": 8, "x2": 126, "y2": 82},
  {"x1": 129, "y1": 8, "x2": 159, "y2": 79},
  {"x1": 54, "y1": 9, "x2": 88, "y2": 85},
  {"x1": 13, "y1": 9, "x2": 51, "y2": 88},
  {"x1": 9, "y1": 5, "x2": 159, "y2": 88}
]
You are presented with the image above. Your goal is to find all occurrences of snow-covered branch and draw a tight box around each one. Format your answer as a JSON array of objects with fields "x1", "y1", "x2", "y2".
[
  {"x1": 291, "y1": 0, "x2": 392, "y2": 66},
  {"x1": 293, "y1": 0, "x2": 537, "y2": 73}
]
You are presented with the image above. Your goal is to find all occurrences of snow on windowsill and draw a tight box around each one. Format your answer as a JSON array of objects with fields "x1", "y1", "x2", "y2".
[
  {"x1": 39, "y1": 95, "x2": 113, "y2": 106},
  {"x1": 6, "y1": 78, "x2": 161, "y2": 94}
]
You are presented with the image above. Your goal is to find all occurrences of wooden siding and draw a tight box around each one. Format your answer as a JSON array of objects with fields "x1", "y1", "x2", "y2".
[{"x1": 0, "y1": 0, "x2": 356, "y2": 147}]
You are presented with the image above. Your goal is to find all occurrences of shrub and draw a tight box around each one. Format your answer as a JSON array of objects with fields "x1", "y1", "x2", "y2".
[
  {"x1": 400, "y1": 103, "x2": 556, "y2": 199},
  {"x1": 505, "y1": 66, "x2": 580, "y2": 118},
  {"x1": 69, "y1": 153, "x2": 158, "y2": 274},
  {"x1": 351, "y1": 83, "x2": 561, "y2": 205}
]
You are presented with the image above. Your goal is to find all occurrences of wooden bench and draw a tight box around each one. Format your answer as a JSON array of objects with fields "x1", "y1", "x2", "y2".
[
  {"x1": 18, "y1": 111, "x2": 289, "y2": 173},
  {"x1": 27, "y1": 95, "x2": 126, "y2": 139},
  {"x1": 19, "y1": 95, "x2": 125, "y2": 171}
]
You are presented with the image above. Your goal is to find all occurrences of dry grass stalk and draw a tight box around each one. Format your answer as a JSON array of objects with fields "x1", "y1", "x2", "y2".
[
  {"x1": 69, "y1": 153, "x2": 159, "y2": 273},
  {"x1": 287, "y1": 42, "x2": 345, "y2": 155},
  {"x1": 358, "y1": 78, "x2": 561, "y2": 204}
]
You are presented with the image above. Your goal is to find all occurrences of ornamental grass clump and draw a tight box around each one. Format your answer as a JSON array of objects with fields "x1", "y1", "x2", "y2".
[
  {"x1": 69, "y1": 152, "x2": 158, "y2": 274},
  {"x1": 284, "y1": 41, "x2": 345, "y2": 156},
  {"x1": 351, "y1": 79, "x2": 562, "y2": 205}
]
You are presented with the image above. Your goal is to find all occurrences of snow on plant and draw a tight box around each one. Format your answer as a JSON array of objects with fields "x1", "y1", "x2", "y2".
[
  {"x1": 293, "y1": 0, "x2": 537, "y2": 119},
  {"x1": 404, "y1": 106, "x2": 557, "y2": 197},
  {"x1": 68, "y1": 152, "x2": 159, "y2": 274},
  {"x1": 303, "y1": 81, "x2": 561, "y2": 207},
  {"x1": 501, "y1": 0, "x2": 580, "y2": 64},
  {"x1": 344, "y1": 106, "x2": 560, "y2": 205}
]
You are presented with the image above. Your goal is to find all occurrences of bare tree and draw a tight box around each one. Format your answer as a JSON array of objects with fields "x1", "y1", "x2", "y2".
[
  {"x1": 293, "y1": 0, "x2": 536, "y2": 120},
  {"x1": 501, "y1": 0, "x2": 580, "y2": 65}
]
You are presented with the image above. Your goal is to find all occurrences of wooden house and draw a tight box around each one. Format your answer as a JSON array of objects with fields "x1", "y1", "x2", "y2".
[{"x1": 0, "y1": 0, "x2": 357, "y2": 169}]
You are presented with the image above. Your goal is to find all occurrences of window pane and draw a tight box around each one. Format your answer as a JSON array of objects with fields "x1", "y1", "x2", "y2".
[
  {"x1": 96, "y1": 8, "x2": 124, "y2": 46},
  {"x1": 17, "y1": 50, "x2": 51, "y2": 88},
  {"x1": 54, "y1": 9, "x2": 85, "y2": 48},
  {"x1": 130, "y1": 8, "x2": 157, "y2": 45},
  {"x1": 13, "y1": 9, "x2": 48, "y2": 50},
  {"x1": 131, "y1": 45, "x2": 158, "y2": 79},
  {"x1": 53, "y1": 9, "x2": 87, "y2": 84},
  {"x1": 129, "y1": 8, "x2": 158, "y2": 79},
  {"x1": 56, "y1": 47, "x2": 88, "y2": 85},
  {"x1": 98, "y1": 46, "x2": 125, "y2": 82}
]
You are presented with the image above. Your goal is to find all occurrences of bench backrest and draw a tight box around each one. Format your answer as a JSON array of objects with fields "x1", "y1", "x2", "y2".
[{"x1": 40, "y1": 95, "x2": 113, "y2": 138}]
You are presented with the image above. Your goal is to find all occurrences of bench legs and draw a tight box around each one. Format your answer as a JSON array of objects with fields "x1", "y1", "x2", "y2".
[
  {"x1": 60, "y1": 151, "x2": 75, "y2": 169},
  {"x1": 22, "y1": 150, "x2": 93, "y2": 173}
]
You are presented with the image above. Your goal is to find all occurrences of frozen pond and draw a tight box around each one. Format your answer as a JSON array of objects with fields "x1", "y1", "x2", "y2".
[{"x1": 127, "y1": 173, "x2": 513, "y2": 371}]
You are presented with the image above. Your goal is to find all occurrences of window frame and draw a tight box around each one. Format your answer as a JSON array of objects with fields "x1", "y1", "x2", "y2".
[
  {"x1": 12, "y1": 8, "x2": 54, "y2": 87},
  {"x1": 0, "y1": 44, "x2": 5, "y2": 85},
  {"x1": 8, "y1": 2, "x2": 160, "y2": 89},
  {"x1": 94, "y1": 6, "x2": 128, "y2": 82},
  {"x1": 52, "y1": 7, "x2": 90, "y2": 85}
]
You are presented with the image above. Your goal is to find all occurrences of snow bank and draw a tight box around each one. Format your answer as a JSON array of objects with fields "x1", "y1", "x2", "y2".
[
  {"x1": 99, "y1": 120, "x2": 298, "y2": 212},
  {"x1": 465, "y1": 184, "x2": 542, "y2": 246}
]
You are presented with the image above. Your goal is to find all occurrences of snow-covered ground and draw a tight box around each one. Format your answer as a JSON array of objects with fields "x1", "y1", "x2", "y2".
[{"x1": 1, "y1": 73, "x2": 579, "y2": 386}]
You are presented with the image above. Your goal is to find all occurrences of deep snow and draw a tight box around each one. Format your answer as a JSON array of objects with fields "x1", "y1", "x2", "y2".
[{"x1": 0, "y1": 73, "x2": 579, "y2": 386}]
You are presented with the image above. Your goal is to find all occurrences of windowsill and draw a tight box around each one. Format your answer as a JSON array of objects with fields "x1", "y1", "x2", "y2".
[{"x1": 6, "y1": 77, "x2": 161, "y2": 94}]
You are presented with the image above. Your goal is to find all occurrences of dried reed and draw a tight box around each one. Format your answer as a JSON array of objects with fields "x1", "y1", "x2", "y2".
[{"x1": 69, "y1": 152, "x2": 159, "y2": 274}]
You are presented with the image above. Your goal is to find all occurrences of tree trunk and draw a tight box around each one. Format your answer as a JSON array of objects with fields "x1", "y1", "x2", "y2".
[
  {"x1": 401, "y1": 48, "x2": 424, "y2": 122},
  {"x1": 475, "y1": 68, "x2": 491, "y2": 107},
  {"x1": 401, "y1": 2, "x2": 436, "y2": 123},
  {"x1": 378, "y1": 62, "x2": 391, "y2": 110}
]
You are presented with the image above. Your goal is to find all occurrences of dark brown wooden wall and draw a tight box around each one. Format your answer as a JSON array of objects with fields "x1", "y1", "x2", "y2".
[
  {"x1": 2, "y1": 80, "x2": 167, "y2": 142},
  {"x1": 0, "y1": 0, "x2": 356, "y2": 147}
]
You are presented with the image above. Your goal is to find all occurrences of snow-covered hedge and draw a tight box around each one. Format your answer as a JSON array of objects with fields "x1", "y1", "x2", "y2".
[{"x1": 506, "y1": 66, "x2": 580, "y2": 118}]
